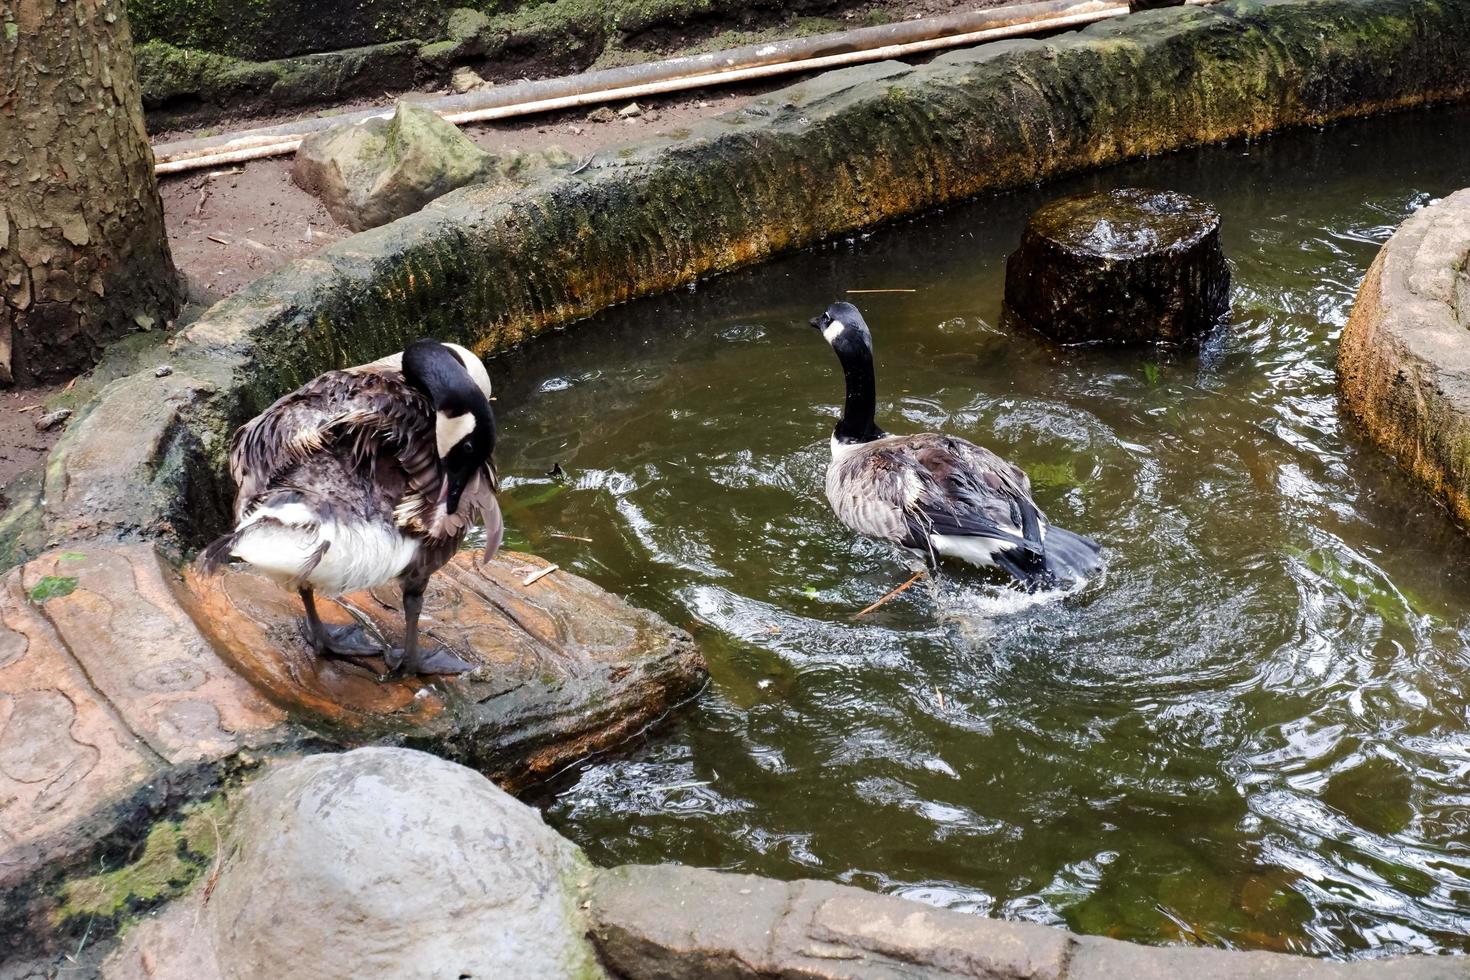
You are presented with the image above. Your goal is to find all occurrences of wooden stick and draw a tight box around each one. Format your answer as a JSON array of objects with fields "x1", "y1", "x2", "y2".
[
  {"x1": 549, "y1": 532, "x2": 593, "y2": 543},
  {"x1": 151, "y1": 2, "x2": 1136, "y2": 175},
  {"x1": 846, "y1": 288, "x2": 917, "y2": 294},
  {"x1": 853, "y1": 569, "x2": 926, "y2": 620},
  {"x1": 522, "y1": 563, "x2": 560, "y2": 587}
]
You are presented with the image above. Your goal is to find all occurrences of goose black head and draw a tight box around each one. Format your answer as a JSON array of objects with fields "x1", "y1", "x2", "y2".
[
  {"x1": 809, "y1": 301, "x2": 885, "y2": 444},
  {"x1": 402, "y1": 339, "x2": 495, "y2": 516},
  {"x1": 809, "y1": 301, "x2": 874, "y2": 358}
]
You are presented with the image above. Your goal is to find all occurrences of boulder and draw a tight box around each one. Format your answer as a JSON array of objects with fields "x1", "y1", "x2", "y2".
[
  {"x1": 103, "y1": 748, "x2": 605, "y2": 980},
  {"x1": 1339, "y1": 188, "x2": 1470, "y2": 527},
  {"x1": 291, "y1": 102, "x2": 501, "y2": 231},
  {"x1": 1003, "y1": 188, "x2": 1230, "y2": 346}
]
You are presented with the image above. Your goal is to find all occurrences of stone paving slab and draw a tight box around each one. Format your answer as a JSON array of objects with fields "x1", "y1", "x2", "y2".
[{"x1": 587, "y1": 864, "x2": 1470, "y2": 980}]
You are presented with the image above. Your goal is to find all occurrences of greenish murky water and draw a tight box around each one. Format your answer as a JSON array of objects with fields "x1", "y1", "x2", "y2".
[{"x1": 495, "y1": 105, "x2": 1470, "y2": 958}]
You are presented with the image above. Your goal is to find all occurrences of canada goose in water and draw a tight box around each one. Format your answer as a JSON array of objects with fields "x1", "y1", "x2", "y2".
[
  {"x1": 811, "y1": 302, "x2": 1102, "y2": 588},
  {"x1": 201, "y1": 339, "x2": 502, "y2": 675}
]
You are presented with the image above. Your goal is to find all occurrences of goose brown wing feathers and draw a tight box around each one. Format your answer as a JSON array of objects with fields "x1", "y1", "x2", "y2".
[
  {"x1": 230, "y1": 364, "x2": 500, "y2": 546},
  {"x1": 827, "y1": 434, "x2": 1045, "y2": 560}
]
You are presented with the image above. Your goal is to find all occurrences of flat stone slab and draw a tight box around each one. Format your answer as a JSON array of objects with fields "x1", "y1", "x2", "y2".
[
  {"x1": 587, "y1": 865, "x2": 1468, "y2": 980},
  {"x1": 1339, "y1": 187, "x2": 1470, "y2": 526},
  {"x1": 179, "y1": 549, "x2": 705, "y2": 787},
  {"x1": 0, "y1": 543, "x2": 283, "y2": 898},
  {"x1": 1, "y1": 543, "x2": 703, "y2": 958}
]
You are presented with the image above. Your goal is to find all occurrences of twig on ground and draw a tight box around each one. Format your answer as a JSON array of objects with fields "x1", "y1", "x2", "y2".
[
  {"x1": 853, "y1": 569, "x2": 926, "y2": 620},
  {"x1": 206, "y1": 235, "x2": 229, "y2": 245},
  {"x1": 549, "y1": 532, "x2": 593, "y2": 543},
  {"x1": 570, "y1": 154, "x2": 595, "y2": 175},
  {"x1": 523, "y1": 564, "x2": 555, "y2": 587}
]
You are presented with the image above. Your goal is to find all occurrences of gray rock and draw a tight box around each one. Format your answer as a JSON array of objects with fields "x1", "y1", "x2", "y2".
[
  {"x1": 1340, "y1": 188, "x2": 1470, "y2": 528},
  {"x1": 588, "y1": 863, "x2": 1071, "y2": 979},
  {"x1": 106, "y1": 748, "x2": 606, "y2": 980},
  {"x1": 33, "y1": 408, "x2": 71, "y2": 432},
  {"x1": 451, "y1": 65, "x2": 487, "y2": 94},
  {"x1": 291, "y1": 102, "x2": 502, "y2": 231}
]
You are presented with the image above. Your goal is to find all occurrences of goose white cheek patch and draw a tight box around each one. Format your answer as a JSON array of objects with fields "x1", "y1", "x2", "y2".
[
  {"x1": 436, "y1": 410, "x2": 477, "y2": 457},
  {"x1": 822, "y1": 320, "x2": 846, "y2": 344}
]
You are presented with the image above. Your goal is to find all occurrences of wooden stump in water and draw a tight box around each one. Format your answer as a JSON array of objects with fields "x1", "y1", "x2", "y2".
[{"x1": 1003, "y1": 188, "x2": 1230, "y2": 346}]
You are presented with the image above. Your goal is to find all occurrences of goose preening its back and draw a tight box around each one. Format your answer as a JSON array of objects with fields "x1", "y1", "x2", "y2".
[
  {"x1": 201, "y1": 339, "x2": 502, "y2": 676},
  {"x1": 811, "y1": 302, "x2": 1102, "y2": 589}
]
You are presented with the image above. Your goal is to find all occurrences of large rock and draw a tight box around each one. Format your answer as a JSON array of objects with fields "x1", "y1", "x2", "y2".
[
  {"x1": 1003, "y1": 188, "x2": 1230, "y2": 346},
  {"x1": 291, "y1": 102, "x2": 500, "y2": 231},
  {"x1": 104, "y1": 748, "x2": 605, "y2": 980},
  {"x1": 1339, "y1": 188, "x2": 1470, "y2": 527},
  {"x1": 0, "y1": 543, "x2": 703, "y2": 961}
]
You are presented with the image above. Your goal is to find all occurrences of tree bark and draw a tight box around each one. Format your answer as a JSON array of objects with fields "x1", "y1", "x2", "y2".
[{"x1": 0, "y1": 0, "x2": 181, "y2": 387}]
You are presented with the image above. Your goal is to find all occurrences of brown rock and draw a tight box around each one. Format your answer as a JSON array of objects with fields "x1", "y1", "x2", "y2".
[
  {"x1": 0, "y1": 543, "x2": 283, "y2": 898},
  {"x1": 586, "y1": 106, "x2": 617, "y2": 124},
  {"x1": 1339, "y1": 188, "x2": 1470, "y2": 528},
  {"x1": 178, "y1": 550, "x2": 705, "y2": 789}
]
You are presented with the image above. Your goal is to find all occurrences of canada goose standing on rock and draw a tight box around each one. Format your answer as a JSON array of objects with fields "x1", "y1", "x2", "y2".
[
  {"x1": 810, "y1": 302, "x2": 1102, "y2": 589},
  {"x1": 201, "y1": 339, "x2": 502, "y2": 675}
]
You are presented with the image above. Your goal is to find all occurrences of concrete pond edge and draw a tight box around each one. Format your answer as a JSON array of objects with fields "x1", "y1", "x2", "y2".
[{"x1": 1339, "y1": 188, "x2": 1470, "y2": 529}]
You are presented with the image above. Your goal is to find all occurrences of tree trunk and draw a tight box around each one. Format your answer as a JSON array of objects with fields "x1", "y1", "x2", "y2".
[{"x1": 0, "y1": 0, "x2": 181, "y2": 387}]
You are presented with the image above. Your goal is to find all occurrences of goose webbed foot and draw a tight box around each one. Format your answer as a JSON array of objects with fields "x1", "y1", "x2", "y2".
[
  {"x1": 384, "y1": 586, "x2": 477, "y2": 677},
  {"x1": 311, "y1": 622, "x2": 386, "y2": 658},
  {"x1": 299, "y1": 587, "x2": 385, "y2": 659},
  {"x1": 383, "y1": 645, "x2": 477, "y2": 676}
]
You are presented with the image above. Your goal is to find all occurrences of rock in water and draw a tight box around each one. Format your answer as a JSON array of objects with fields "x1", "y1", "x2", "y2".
[
  {"x1": 1003, "y1": 188, "x2": 1230, "y2": 346},
  {"x1": 112, "y1": 749, "x2": 604, "y2": 980},
  {"x1": 291, "y1": 102, "x2": 500, "y2": 231}
]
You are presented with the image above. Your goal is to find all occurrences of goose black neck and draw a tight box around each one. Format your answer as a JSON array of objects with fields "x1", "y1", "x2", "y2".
[{"x1": 833, "y1": 340, "x2": 884, "y2": 444}]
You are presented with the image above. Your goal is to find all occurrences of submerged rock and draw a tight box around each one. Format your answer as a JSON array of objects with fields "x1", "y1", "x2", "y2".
[
  {"x1": 104, "y1": 748, "x2": 605, "y2": 980},
  {"x1": 1003, "y1": 188, "x2": 1230, "y2": 346},
  {"x1": 291, "y1": 102, "x2": 500, "y2": 231}
]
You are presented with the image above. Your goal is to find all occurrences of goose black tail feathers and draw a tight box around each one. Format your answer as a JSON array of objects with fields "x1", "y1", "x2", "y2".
[
  {"x1": 198, "y1": 530, "x2": 241, "y2": 575},
  {"x1": 1040, "y1": 526, "x2": 1104, "y2": 587}
]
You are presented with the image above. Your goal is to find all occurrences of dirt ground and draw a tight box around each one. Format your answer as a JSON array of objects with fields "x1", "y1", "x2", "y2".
[{"x1": 162, "y1": 85, "x2": 760, "y2": 301}]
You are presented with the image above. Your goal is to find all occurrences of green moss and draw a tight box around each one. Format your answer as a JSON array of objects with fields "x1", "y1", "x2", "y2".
[
  {"x1": 27, "y1": 576, "x2": 78, "y2": 603},
  {"x1": 56, "y1": 797, "x2": 231, "y2": 925}
]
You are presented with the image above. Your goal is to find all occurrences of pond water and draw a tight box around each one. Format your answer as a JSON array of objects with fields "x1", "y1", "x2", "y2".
[{"x1": 493, "y1": 105, "x2": 1470, "y2": 958}]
